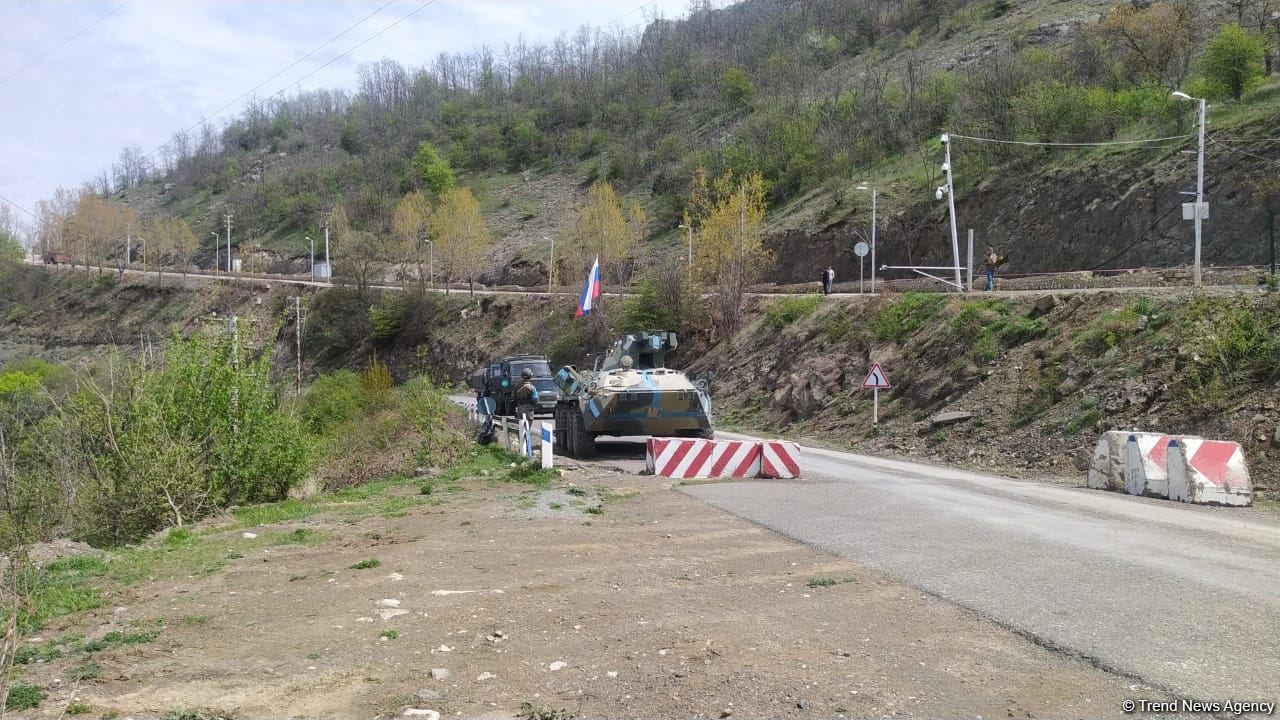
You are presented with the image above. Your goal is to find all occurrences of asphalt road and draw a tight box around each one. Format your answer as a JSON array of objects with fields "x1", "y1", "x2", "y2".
[
  {"x1": 451, "y1": 396, "x2": 1279, "y2": 699},
  {"x1": 686, "y1": 437, "x2": 1280, "y2": 703}
]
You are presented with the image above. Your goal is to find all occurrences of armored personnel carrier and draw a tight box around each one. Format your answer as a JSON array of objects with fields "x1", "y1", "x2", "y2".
[{"x1": 552, "y1": 331, "x2": 712, "y2": 458}]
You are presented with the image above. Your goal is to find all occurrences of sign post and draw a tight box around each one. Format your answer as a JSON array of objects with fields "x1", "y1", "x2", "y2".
[
  {"x1": 861, "y1": 363, "x2": 892, "y2": 425},
  {"x1": 854, "y1": 242, "x2": 869, "y2": 294}
]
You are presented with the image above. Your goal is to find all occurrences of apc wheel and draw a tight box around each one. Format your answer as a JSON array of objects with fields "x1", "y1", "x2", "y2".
[{"x1": 570, "y1": 411, "x2": 596, "y2": 459}]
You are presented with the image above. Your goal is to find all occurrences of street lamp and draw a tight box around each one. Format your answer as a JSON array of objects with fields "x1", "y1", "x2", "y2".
[
  {"x1": 937, "y1": 133, "x2": 963, "y2": 292},
  {"x1": 1172, "y1": 90, "x2": 1207, "y2": 288},
  {"x1": 677, "y1": 223, "x2": 693, "y2": 283},
  {"x1": 305, "y1": 235, "x2": 314, "y2": 279},
  {"x1": 210, "y1": 232, "x2": 219, "y2": 275},
  {"x1": 424, "y1": 238, "x2": 434, "y2": 290},
  {"x1": 856, "y1": 185, "x2": 878, "y2": 293}
]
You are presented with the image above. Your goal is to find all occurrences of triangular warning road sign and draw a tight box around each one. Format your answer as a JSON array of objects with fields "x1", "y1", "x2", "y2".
[{"x1": 861, "y1": 363, "x2": 891, "y2": 389}]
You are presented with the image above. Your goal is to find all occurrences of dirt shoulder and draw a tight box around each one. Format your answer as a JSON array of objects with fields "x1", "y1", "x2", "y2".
[{"x1": 12, "y1": 457, "x2": 1157, "y2": 720}]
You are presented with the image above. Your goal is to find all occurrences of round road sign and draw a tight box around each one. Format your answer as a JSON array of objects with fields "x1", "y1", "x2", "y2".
[{"x1": 854, "y1": 242, "x2": 869, "y2": 257}]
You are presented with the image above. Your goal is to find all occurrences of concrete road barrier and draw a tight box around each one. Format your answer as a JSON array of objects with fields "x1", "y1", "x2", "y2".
[
  {"x1": 1167, "y1": 438, "x2": 1252, "y2": 506},
  {"x1": 1087, "y1": 431, "x2": 1252, "y2": 506},
  {"x1": 760, "y1": 441, "x2": 801, "y2": 479},
  {"x1": 646, "y1": 438, "x2": 762, "y2": 479}
]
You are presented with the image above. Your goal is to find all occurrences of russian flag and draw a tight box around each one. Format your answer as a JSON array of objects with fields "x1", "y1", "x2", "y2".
[{"x1": 575, "y1": 255, "x2": 601, "y2": 318}]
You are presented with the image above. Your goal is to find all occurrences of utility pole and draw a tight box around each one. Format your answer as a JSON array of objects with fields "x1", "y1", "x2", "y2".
[
  {"x1": 324, "y1": 217, "x2": 331, "y2": 284},
  {"x1": 294, "y1": 297, "x2": 303, "y2": 396},
  {"x1": 545, "y1": 235, "x2": 554, "y2": 293},
  {"x1": 1194, "y1": 96, "x2": 1206, "y2": 289},
  {"x1": 870, "y1": 187, "x2": 877, "y2": 294},
  {"x1": 941, "y1": 134, "x2": 963, "y2": 292},
  {"x1": 224, "y1": 211, "x2": 234, "y2": 273},
  {"x1": 210, "y1": 231, "x2": 219, "y2": 276},
  {"x1": 306, "y1": 235, "x2": 314, "y2": 279},
  {"x1": 1173, "y1": 91, "x2": 1207, "y2": 287}
]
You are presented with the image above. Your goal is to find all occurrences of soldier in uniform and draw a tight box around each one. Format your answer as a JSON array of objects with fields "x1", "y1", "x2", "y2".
[{"x1": 514, "y1": 368, "x2": 540, "y2": 422}]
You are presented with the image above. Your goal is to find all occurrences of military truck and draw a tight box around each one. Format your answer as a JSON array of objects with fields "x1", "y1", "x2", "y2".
[
  {"x1": 552, "y1": 331, "x2": 712, "y2": 458},
  {"x1": 468, "y1": 354, "x2": 559, "y2": 417}
]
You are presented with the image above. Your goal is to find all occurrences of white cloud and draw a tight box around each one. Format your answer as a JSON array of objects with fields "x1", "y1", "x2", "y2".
[{"x1": 0, "y1": 0, "x2": 698, "y2": 216}]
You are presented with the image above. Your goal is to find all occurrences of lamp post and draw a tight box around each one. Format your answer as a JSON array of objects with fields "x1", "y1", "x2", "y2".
[
  {"x1": 323, "y1": 218, "x2": 331, "y2": 284},
  {"x1": 305, "y1": 235, "x2": 314, "y2": 279},
  {"x1": 1172, "y1": 90, "x2": 1207, "y2": 288},
  {"x1": 209, "y1": 231, "x2": 219, "y2": 275},
  {"x1": 856, "y1": 185, "x2": 878, "y2": 294},
  {"x1": 937, "y1": 134, "x2": 963, "y2": 292},
  {"x1": 678, "y1": 223, "x2": 693, "y2": 283}
]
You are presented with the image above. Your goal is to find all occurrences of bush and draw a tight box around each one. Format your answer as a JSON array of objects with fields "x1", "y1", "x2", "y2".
[
  {"x1": 6, "y1": 683, "x2": 45, "y2": 711},
  {"x1": 765, "y1": 296, "x2": 823, "y2": 330},
  {"x1": 720, "y1": 67, "x2": 755, "y2": 108},
  {"x1": 300, "y1": 370, "x2": 368, "y2": 434},
  {"x1": 872, "y1": 293, "x2": 948, "y2": 343}
]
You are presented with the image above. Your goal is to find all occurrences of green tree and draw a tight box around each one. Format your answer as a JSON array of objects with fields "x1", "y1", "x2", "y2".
[
  {"x1": 720, "y1": 67, "x2": 755, "y2": 108},
  {"x1": 1201, "y1": 24, "x2": 1268, "y2": 100},
  {"x1": 413, "y1": 142, "x2": 456, "y2": 195},
  {"x1": 430, "y1": 188, "x2": 490, "y2": 295}
]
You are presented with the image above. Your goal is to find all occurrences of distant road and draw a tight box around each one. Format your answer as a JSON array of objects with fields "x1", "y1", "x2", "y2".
[{"x1": 23, "y1": 257, "x2": 1264, "y2": 299}]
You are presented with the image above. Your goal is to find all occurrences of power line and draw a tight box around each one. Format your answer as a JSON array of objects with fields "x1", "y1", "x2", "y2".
[
  {"x1": 1208, "y1": 137, "x2": 1280, "y2": 165},
  {"x1": 0, "y1": 193, "x2": 37, "y2": 219},
  {"x1": 0, "y1": 1, "x2": 130, "y2": 85},
  {"x1": 144, "y1": 0, "x2": 441, "y2": 163},
  {"x1": 142, "y1": 0, "x2": 398, "y2": 161},
  {"x1": 948, "y1": 132, "x2": 1194, "y2": 148}
]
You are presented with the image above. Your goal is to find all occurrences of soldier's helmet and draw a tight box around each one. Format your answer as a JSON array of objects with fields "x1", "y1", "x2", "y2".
[
  {"x1": 520, "y1": 368, "x2": 533, "y2": 379},
  {"x1": 620, "y1": 355, "x2": 634, "y2": 369}
]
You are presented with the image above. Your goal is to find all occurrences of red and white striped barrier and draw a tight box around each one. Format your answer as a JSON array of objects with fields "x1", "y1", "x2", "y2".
[
  {"x1": 1086, "y1": 431, "x2": 1252, "y2": 506},
  {"x1": 760, "y1": 441, "x2": 801, "y2": 479},
  {"x1": 646, "y1": 438, "x2": 762, "y2": 479},
  {"x1": 1167, "y1": 438, "x2": 1252, "y2": 506}
]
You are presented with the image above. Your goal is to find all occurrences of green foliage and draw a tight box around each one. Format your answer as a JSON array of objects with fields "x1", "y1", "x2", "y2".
[
  {"x1": 765, "y1": 295, "x2": 823, "y2": 330},
  {"x1": 621, "y1": 278, "x2": 681, "y2": 333},
  {"x1": 66, "y1": 701, "x2": 93, "y2": 715},
  {"x1": 413, "y1": 142, "x2": 456, "y2": 195},
  {"x1": 2, "y1": 333, "x2": 313, "y2": 549},
  {"x1": 379, "y1": 629, "x2": 398, "y2": 640},
  {"x1": 872, "y1": 293, "x2": 948, "y2": 343},
  {"x1": 506, "y1": 461, "x2": 557, "y2": 486},
  {"x1": 300, "y1": 370, "x2": 372, "y2": 433},
  {"x1": 6, "y1": 683, "x2": 46, "y2": 711},
  {"x1": 4, "y1": 555, "x2": 107, "y2": 633},
  {"x1": 720, "y1": 67, "x2": 755, "y2": 108},
  {"x1": 806, "y1": 577, "x2": 838, "y2": 588},
  {"x1": 349, "y1": 558, "x2": 381, "y2": 569},
  {"x1": 0, "y1": 232, "x2": 23, "y2": 262},
  {"x1": 76, "y1": 630, "x2": 160, "y2": 653},
  {"x1": 1200, "y1": 25, "x2": 1267, "y2": 101},
  {"x1": 1177, "y1": 298, "x2": 1280, "y2": 408}
]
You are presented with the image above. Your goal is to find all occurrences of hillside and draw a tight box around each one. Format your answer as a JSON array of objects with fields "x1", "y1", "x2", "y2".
[{"x1": 36, "y1": 0, "x2": 1280, "y2": 288}]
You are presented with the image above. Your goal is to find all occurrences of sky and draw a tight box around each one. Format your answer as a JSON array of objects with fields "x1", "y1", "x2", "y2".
[{"x1": 0, "y1": 0, "x2": 700, "y2": 225}]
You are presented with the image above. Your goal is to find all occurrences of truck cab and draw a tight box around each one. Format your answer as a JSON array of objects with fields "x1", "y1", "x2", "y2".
[{"x1": 469, "y1": 355, "x2": 559, "y2": 417}]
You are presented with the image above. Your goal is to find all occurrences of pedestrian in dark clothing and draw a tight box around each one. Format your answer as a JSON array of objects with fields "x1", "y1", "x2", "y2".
[{"x1": 821, "y1": 266, "x2": 835, "y2": 295}]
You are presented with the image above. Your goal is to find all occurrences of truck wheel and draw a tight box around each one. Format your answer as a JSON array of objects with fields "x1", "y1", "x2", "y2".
[{"x1": 571, "y1": 411, "x2": 596, "y2": 459}]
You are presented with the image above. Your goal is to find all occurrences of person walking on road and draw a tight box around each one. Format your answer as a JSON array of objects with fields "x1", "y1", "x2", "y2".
[
  {"x1": 821, "y1": 266, "x2": 835, "y2": 295},
  {"x1": 514, "y1": 368, "x2": 540, "y2": 422},
  {"x1": 983, "y1": 246, "x2": 1005, "y2": 291}
]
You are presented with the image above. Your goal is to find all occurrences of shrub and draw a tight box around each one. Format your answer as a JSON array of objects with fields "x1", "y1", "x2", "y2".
[
  {"x1": 300, "y1": 370, "x2": 367, "y2": 433},
  {"x1": 765, "y1": 295, "x2": 823, "y2": 330},
  {"x1": 720, "y1": 67, "x2": 755, "y2": 108},
  {"x1": 872, "y1": 293, "x2": 948, "y2": 343},
  {"x1": 6, "y1": 683, "x2": 45, "y2": 711}
]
